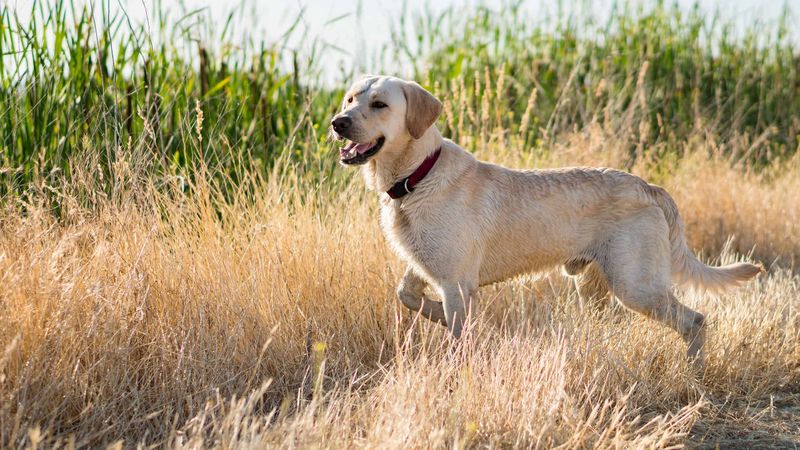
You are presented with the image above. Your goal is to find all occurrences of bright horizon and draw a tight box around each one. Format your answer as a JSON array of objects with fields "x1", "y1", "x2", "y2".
[{"x1": 6, "y1": 0, "x2": 799, "y2": 84}]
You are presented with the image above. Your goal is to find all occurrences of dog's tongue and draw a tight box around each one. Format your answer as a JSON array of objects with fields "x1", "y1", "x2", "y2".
[
  {"x1": 355, "y1": 142, "x2": 375, "y2": 154},
  {"x1": 342, "y1": 140, "x2": 374, "y2": 155}
]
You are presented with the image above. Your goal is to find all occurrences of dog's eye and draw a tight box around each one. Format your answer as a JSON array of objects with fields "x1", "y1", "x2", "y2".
[{"x1": 371, "y1": 101, "x2": 388, "y2": 109}]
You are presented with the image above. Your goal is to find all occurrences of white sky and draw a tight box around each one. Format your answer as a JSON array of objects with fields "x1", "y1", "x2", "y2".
[
  {"x1": 6, "y1": 0, "x2": 799, "y2": 83},
  {"x1": 113, "y1": 0, "x2": 798, "y2": 42}
]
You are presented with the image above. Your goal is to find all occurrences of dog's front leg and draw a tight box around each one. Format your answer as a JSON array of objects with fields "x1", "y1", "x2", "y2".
[
  {"x1": 396, "y1": 267, "x2": 447, "y2": 326},
  {"x1": 438, "y1": 281, "x2": 477, "y2": 338}
]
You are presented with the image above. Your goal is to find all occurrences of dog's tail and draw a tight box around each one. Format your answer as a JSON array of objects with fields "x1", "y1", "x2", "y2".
[{"x1": 648, "y1": 185, "x2": 763, "y2": 292}]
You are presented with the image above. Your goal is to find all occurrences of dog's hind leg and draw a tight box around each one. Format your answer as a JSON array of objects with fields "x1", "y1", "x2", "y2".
[
  {"x1": 667, "y1": 292, "x2": 706, "y2": 360},
  {"x1": 602, "y1": 207, "x2": 707, "y2": 364},
  {"x1": 572, "y1": 262, "x2": 612, "y2": 310},
  {"x1": 397, "y1": 267, "x2": 447, "y2": 325},
  {"x1": 563, "y1": 259, "x2": 590, "y2": 276},
  {"x1": 614, "y1": 286, "x2": 706, "y2": 364}
]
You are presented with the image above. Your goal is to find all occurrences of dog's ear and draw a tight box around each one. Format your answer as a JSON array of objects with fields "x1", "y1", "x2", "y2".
[{"x1": 402, "y1": 81, "x2": 442, "y2": 139}]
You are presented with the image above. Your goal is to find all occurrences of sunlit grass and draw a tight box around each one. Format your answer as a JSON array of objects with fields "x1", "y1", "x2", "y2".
[{"x1": 1, "y1": 129, "x2": 798, "y2": 447}]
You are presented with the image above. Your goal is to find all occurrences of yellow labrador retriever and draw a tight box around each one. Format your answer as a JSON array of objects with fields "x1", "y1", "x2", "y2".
[{"x1": 330, "y1": 75, "x2": 762, "y2": 363}]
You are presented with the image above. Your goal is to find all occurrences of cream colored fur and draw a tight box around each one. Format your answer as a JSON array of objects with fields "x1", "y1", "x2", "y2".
[{"x1": 331, "y1": 75, "x2": 763, "y2": 364}]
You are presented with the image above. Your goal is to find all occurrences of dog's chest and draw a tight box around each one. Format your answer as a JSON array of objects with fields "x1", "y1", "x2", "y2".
[{"x1": 379, "y1": 199, "x2": 431, "y2": 264}]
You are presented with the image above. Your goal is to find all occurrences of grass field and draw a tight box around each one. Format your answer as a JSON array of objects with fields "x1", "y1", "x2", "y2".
[{"x1": 1, "y1": 1, "x2": 799, "y2": 448}]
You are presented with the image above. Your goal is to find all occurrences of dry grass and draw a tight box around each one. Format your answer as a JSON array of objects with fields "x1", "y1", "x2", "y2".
[{"x1": 1, "y1": 134, "x2": 799, "y2": 449}]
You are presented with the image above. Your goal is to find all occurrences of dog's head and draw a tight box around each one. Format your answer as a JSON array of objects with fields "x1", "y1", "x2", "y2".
[{"x1": 330, "y1": 75, "x2": 442, "y2": 165}]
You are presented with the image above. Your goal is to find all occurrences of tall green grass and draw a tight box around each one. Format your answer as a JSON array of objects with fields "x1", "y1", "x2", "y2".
[
  {"x1": 0, "y1": 0, "x2": 798, "y2": 199},
  {"x1": 0, "y1": 0, "x2": 344, "y2": 200},
  {"x1": 396, "y1": 2, "x2": 799, "y2": 159}
]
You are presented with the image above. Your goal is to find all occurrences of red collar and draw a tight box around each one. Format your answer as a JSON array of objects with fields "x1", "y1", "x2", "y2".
[{"x1": 386, "y1": 148, "x2": 442, "y2": 199}]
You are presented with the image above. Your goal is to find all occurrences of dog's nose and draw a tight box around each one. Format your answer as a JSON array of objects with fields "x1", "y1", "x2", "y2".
[{"x1": 331, "y1": 116, "x2": 352, "y2": 133}]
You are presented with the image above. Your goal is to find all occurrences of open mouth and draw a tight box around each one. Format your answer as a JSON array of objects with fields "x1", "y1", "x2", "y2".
[{"x1": 340, "y1": 137, "x2": 385, "y2": 165}]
